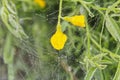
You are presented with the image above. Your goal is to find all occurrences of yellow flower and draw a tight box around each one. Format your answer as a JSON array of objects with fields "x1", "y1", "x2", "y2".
[
  {"x1": 34, "y1": 0, "x2": 46, "y2": 8},
  {"x1": 50, "y1": 24, "x2": 67, "y2": 50},
  {"x1": 63, "y1": 15, "x2": 85, "y2": 27}
]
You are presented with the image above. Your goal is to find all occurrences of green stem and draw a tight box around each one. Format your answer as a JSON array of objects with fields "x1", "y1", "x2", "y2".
[
  {"x1": 78, "y1": 0, "x2": 94, "y2": 17},
  {"x1": 91, "y1": 37, "x2": 120, "y2": 59},
  {"x1": 113, "y1": 61, "x2": 120, "y2": 80},
  {"x1": 86, "y1": 20, "x2": 91, "y2": 56},
  {"x1": 78, "y1": 0, "x2": 91, "y2": 56},
  {"x1": 8, "y1": 64, "x2": 14, "y2": 80},
  {"x1": 100, "y1": 18, "x2": 105, "y2": 51},
  {"x1": 89, "y1": 5, "x2": 105, "y2": 16},
  {"x1": 115, "y1": 43, "x2": 120, "y2": 54},
  {"x1": 57, "y1": 0, "x2": 63, "y2": 25},
  {"x1": 106, "y1": 0, "x2": 120, "y2": 14}
]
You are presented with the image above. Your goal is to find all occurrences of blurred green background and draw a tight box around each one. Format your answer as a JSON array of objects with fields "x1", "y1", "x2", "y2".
[{"x1": 0, "y1": 0, "x2": 120, "y2": 80}]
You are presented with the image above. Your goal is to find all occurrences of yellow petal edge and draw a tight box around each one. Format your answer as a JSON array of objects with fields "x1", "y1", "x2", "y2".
[{"x1": 50, "y1": 24, "x2": 67, "y2": 50}]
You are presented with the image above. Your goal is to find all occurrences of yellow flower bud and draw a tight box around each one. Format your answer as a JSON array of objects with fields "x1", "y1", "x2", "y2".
[
  {"x1": 34, "y1": 0, "x2": 46, "y2": 8},
  {"x1": 63, "y1": 15, "x2": 85, "y2": 27},
  {"x1": 50, "y1": 24, "x2": 67, "y2": 50}
]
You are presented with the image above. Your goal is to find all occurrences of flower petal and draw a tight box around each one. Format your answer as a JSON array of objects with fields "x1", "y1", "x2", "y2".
[
  {"x1": 64, "y1": 15, "x2": 85, "y2": 27},
  {"x1": 50, "y1": 24, "x2": 67, "y2": 50}
]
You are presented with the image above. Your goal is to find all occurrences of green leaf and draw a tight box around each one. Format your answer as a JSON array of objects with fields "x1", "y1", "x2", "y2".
[
  {"x1": 84, "y1": 67, "x2": 97, "y2": 80},
  {"x1": 105, "y1": 15, "x2": 120, "y2": 42},
  {"x1": 3, "y1": 34, "x2": 14, "y2": 64},
  {"x1": 0, "y1": 0, "x2": 28, "y2": 39}
]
